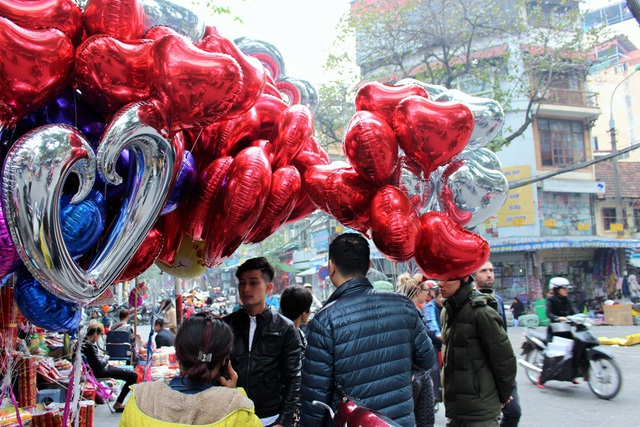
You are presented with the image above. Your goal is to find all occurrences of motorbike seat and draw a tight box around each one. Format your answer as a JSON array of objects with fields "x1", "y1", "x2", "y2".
[{"x1": 528, "y1": 329, "x2": 548, "y2": 343}]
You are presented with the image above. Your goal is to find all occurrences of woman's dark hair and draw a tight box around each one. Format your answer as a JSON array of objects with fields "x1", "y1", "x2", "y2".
[
  {"x1": 280, "y1": 286, "x2": 312, "y2": 321},
  {"x1": 174, "y1": 313, "x2": 233, "y2": 385}
]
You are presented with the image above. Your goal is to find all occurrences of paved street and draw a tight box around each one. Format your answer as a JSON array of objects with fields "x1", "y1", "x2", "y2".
[{"x1": 94, "y1": 324, "x2": 640, "y2": 427}]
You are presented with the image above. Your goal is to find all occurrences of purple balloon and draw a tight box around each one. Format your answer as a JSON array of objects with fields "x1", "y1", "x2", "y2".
[
  {"x1": 0, "y1": 206, "x2": 21, "y2": 279},
  {"x1": 161, "y1": 150, "x2": 197, "y2": 214}
]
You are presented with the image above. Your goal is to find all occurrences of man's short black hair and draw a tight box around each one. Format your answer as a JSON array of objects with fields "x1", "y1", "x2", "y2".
[
  {"x1": 235, "y1": 257, "x2": 275, "y2": 283},
  {"x1": 119, "y1": 309, "x2": 130, "y2": 321},
  {"x1": 280, "y1": 286, "x2": 313, "y2": 321},
  {"x1": 154, "y1": 318, "x2": 165, "y2": 328},
  {"x1": 328, "y1": 233, "x2": 370, "y2": 278}
]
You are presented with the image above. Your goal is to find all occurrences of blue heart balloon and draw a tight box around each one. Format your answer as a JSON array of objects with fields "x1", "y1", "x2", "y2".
[
  {"x1": 161, "y1": 150, "x2": 197, "y2": 215},
  {"x1": 60, "y1": 190, "x2": 106, "y2": 258},
  {"x1": 14, "y1": 268, "x2": 81, "y2": 334}
]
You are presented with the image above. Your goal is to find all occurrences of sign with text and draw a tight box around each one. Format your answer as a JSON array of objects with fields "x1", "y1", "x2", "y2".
[{"x1": 498, "y1": 165, "x2": 536, "y2": 227}]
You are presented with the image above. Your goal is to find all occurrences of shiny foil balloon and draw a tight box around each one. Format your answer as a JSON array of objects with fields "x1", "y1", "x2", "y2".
[
  {"x1": 144, "y1": 25, "x2": 182, "y2": 40},
  {"x1": 14, "y1": 268, "x2": 81, "y2": 334},
  {"x1": 199, "y1": 33, "x2": 267, "y2": 119},
  {"x1": 396, "y1": 78, "x2": 447, "y2": 99},
  {"x1": 434, "y1": 89, "x2": 504, "y2": 155},
  {"x1": 141, "y1": 0, "x2": 205, "y2": 42},
  {"x1": 392, "y1": 95, "x2": 474, "y2": 177},
  {"x1": 185, "y1": 156, "x2": 233, "y2": 242},
  {"x1": 204, "y1": 147, "x2": 272, "y2": 267},
  {"x1": 0, "y1": 207, "x2": 21, "y2": 279},
  {"x1": 302, "y1": 162, "x2": 350, "y2": 214},
  {"x1": 156, "y1": 206, "x2": 184, "y2": 265},
  {"x1": 392, "y1": 156, "x2": 437, "y2": 215},
  {"x1": 245, "y1": 166, "x2": 302, "y2": 244},
  {"x1": 0, "y1": 17, "x2": 74, "y2": 126},
  {"x1": 271, "y1": 104, "x2": 314, "y2": 170},
  {"x1": 276, "y1": 76, "x2": 319, "y2": 115},
  {"x1": 414, "y1": 212, "x2": 490, "y2": 280},
  {"x1": 370, "y1": 185, "x2": 421, "y2": 262},
  {"x1": 60, "y1": 190, "x2": 106, "y2": 258},
  {"x1": 234, "y1": 37, "x2": 286, "y2": 80},
  {"x1": 83, "y1": 0, "x2": 145, "y2": 41},
  {"x1": 150, "y1": 34, "x2": 243, "y2": 131},
  {"x1": 254, "y1": 94, "x2": 289, "y2": 139},
  {"x1": 2, "y1": 102, "x2": 175, "y2": 304},
  {"x1": 162, "y1": 150, "x2": 197, "y2": 214},
  {"x1": 116, "y1": 228, "x2": 164, "y2": 282},
  {"x1": 156, "y1": 234, "x2": 207, "y2": 279},
  {"x1": 355, "y1": 81, "x2": 429, "y2": 126},
  {"x1": 324, "y1": 168, "x2": 379, "y2": 235},
  {"x1": 0, "y1": 0, "x2": 83, "y2": 44},
  {"x1": 74, "y1": 35, "x2": 154, "y2": 115},
  {"x1": 437, "y1": 157, "x2": 509, "y2": 229},
  {"x1": 343, "y1": 110, "x2": 399, "y2": 183},
  {"x1": 464, "y1": 147, "x2": 503, "y2": 171}
]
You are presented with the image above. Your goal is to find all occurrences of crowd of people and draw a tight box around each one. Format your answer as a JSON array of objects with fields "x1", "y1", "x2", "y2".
[{"x1": 76, "y1": 231, "x2": 596, "y2": 426}]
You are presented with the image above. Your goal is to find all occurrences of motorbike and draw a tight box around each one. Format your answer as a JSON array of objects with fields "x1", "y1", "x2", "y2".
[
  {"x1": 312, "y1": 392, "x2": 401, "y2": 426},
  {"x1": 518, "y1": 313, "x2": 622, "y2": 400}
]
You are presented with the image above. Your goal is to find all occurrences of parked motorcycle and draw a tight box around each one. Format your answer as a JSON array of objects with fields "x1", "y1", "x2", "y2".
[
  {"x1": 518, "y1": 313, "x2": 622, "y2": 400},
  {"x1": 313, "y1": 392, "x2": 401, "y2": 426}
]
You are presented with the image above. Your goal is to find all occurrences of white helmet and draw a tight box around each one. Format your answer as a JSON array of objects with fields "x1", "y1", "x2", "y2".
[{"x1": 549, "y1": 277, "x2": 571, "y2": 290}]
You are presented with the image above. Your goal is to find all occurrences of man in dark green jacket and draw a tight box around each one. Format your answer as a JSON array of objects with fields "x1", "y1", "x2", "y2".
[{"x1": 440, "y1": 276, "x2": 517, "y2": 426}]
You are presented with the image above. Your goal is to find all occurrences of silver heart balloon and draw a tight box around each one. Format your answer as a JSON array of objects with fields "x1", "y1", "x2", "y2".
[
  {"x1": 394, "y1": 155, "x2": 439, "y2": 215},
  {"x1": 142, "y1": 0, "x2": 205, "y2": 42},
  {"x1": 437, "y1": 154, "x2": 509, "y2": 229},
  {"x1": 1, "y1": 102, "x2": 175, "y2": 305},
  {"x1": 396, "y1": 78, "x2": 447, "y2": 98},
  {"x1": 435, "y1": 89, "x2": 504, "y2": 154}
]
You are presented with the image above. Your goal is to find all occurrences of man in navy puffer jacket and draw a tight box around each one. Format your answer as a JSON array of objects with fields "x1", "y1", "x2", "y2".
[{"x1": 300, "y1": 233, "x2": 435, "y2": 427}]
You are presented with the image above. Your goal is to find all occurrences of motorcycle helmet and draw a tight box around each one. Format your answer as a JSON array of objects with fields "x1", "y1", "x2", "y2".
[{"x1": 549, "y1": 277, "x2": 571, "y2": 290}]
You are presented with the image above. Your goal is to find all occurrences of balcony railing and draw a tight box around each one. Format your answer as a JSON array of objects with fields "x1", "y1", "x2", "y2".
[{"x1": 541, "y1": 88, "x2": 599, "y2": 108}]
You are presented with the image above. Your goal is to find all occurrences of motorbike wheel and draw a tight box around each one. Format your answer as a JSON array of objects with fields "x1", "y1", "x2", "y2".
[
  {"x1": 587, "y1": 355, "x2": 622, "y2": 400},
  {"x1": 524, "y1": 349, "x2": 544, "y2": 385}
]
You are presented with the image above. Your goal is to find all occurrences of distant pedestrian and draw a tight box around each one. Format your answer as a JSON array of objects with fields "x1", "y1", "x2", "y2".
[{"x1": 301, "y1": 233, "x2": 435, "y2": 427}]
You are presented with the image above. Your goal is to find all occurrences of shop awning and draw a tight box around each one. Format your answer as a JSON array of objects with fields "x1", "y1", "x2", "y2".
[
  {"x1": 275, "y1": 262, "x2": 304, "y2": 274},
  {"x1": 296, "y1": 267, "x2": 317, "y2": 276},
  {"x1": 486, "y1": 236, "x2": 640, "y2": 253}
]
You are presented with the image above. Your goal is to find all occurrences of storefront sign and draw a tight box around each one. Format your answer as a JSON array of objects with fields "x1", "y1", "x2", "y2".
[
  {"x1": 542, "y1": 179, "x2": 605, "y2": 194},
  {"x1": 540, "y1": 248, "x2": 595, "y2": 262},
  {"x1": 610, "y1": 223, "x2": 624, "y2": 232},
  {"x1": 498, "y1": 165, "x2": 536, "y2": 227},
  {"x1": 544, "y1": 219, "x2": 556, "y2": 228}
]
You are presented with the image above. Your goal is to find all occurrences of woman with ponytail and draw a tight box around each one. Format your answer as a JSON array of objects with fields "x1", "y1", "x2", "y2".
[{"x1": 120, "y1": 313, "x2": 261, "y2": 426}]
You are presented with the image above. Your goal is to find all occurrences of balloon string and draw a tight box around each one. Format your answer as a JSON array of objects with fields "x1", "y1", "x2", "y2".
[{"x1": 8, "y1": 384, "x2": 23, "y2": 427}]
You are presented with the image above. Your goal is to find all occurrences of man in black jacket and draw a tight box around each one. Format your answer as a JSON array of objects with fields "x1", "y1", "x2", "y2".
[
  {"x1": 154, "y1": 318, "x2": 175, "y2": 348},
  {"x1": 224, "y1": 257, "x2": 302, "y2": 427},
  {"x1": 300, "y1": 233, "x2": 435, "y2": 427}
]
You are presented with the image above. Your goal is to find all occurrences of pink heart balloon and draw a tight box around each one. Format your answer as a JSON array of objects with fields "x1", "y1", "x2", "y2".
[
  {"x1": 355, "y1": 81, "x2": 429, "y2": 126},
  {"x1": 393, "y1": 95, "x2": 474, "y2": 177},
  {"x1": 83, "y1": 0, "x2": 145, "y2": 41},
  {"x1": 150, "y1": 34, "x2": 243, "y2": 131},
  {"x1": 370, "y1": 185, "x2": 421, "y2": 262},
  {"x1": 245, "y1": 166, "x2": 302, "y2": 244},
  {"x1": 414, "y1": 211, "x2": 490, "y2": 280},
  {"x1": 0, "y1": 17, "x2": 74, "y2": 126},
  {"x1": 0, "y1": 0, "x2": 83, "y2": 44},
  {"x1": 74, "y1": 35, "x2": 154, "y2": 115},
  {"x1": 204, "y1": 146, "x2": 272, "y2": 267},
  {"x1": 343, "y1": 110, "x2": 399, "y2": 183}
]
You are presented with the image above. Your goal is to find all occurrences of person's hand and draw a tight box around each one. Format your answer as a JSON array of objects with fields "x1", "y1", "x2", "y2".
[
  {"x1": 218, "y1": 360, "x2": 238, "y2": 388},
  {"x1": 437, "y1": 334, "x2": 442, "y2": 340},
  {"x1": 558, "y1": 316, "x2": 568, "y2": 322},
  {"x1": 501, "y1": 396, "x2": 513, "y2": 408}
]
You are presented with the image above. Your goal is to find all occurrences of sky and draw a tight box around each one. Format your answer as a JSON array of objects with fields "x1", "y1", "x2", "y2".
[{"x1": 209, "y1": 0, "x2": 353, "y2": 88}]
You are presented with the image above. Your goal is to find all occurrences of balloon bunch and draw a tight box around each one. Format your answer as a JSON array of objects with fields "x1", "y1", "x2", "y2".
[
  {"x1": 304, "y1": 81, "x2": 509, "y2": 280},
  {"x1": 0, "y1": 0, "x2": 329, "y2": 332}
]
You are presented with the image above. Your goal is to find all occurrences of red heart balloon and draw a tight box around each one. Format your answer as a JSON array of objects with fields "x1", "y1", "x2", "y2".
[
  {"x1": 325, "y1": 168, "x2": 379, "y2": 235},
  {"x1": 393, "y1": 95, "x2": 474, "y2": 177},
  {"x1": 150, "y1": 34, "x2": 242, "y2": 131},
  {"x1": 370, "y1": 185, "x2": 421, "y2": 262},
  {"x1": 83, "y1": 0, "x2": 145, "y2": 41},
  {"x1": 0, "y1": 0, "x2": 83, "y2": 44},
  {"x1": 270, "y1": 104, "x2": 314, "y2": 170},
  {"x1": 0, "y1": 17, "x2": 74, "y2": 125},
  {"x1": 343, "y1": 110, "x2": 399, "y2": 183},
  {"x1": 204, "y1": 147, "x2": 272, "y2": 267},
  {"x1": 294, "y1": 136, "x2": 331, "y2": 165},
  {"x1": 74, "y1": 35, "x2": 154, "y2": 115},
  {"x1": 303, "y1": 162, "x2": 350, "y2": 214},
  {"x1": 414, "y1": 211, "x2": 490, "y2": 280},
  {"x1": 355, "y1": 81, "x2": 429, "y2": 126},
  {"x1": 254, "y1": 93, "x2": 289, "y2": 139},
  {"x1": 245, "y1": 166, "x2": 302, "y2": 244},
  {"x1": 116, "y1": 227, "x2": 164, "y2": 282},
  {"x1": 198, "y1": 33, "x2": 267, "y2": 119},
  {"x1": 144, "y1": 25, "x2": 181, "y2": 40},
  {"x1": 155, "y1": 208, "x2": 183, "y2": 265},
  {"x1": 185, "y1": 156, "x2": 233, "y2": 242}
]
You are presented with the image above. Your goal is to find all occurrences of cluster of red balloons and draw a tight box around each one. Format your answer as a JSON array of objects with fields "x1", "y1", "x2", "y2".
[
  {"x1": 304, "y1": 82, "x2": 490, "y2": 280},
  {"x1": 0, "y1": 0, "x2": 330, "y2": 282}
]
